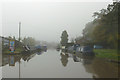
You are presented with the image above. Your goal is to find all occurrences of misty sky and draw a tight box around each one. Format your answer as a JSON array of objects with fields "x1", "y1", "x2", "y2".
[{"x1": 2, "y1": 1, "x2": 112, "y2": 43}]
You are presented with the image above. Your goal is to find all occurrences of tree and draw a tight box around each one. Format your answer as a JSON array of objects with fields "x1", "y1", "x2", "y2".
[
  {"x1": 60, "y1": 30, "x2": 68, "y2": 46},
  {"x1": 92, "y1": 2, "x2": 119, "y2": 48},
  {"x1": 75, "y1": 2, "x2": 119, "y2": 48},
  {"x1": 8, "y1": 36, "x2": 12, "y2": 39},
  {"x1": 22, "y1": 37, "x2": 36, "y2": 46}
]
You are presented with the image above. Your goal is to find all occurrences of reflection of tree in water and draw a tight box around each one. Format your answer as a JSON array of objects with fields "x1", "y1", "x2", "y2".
[
  {"x1": 60, "y1": 52, "x2": 68, "y2": 67},
  {"x1": 81, "y1": 55, "x2": 94, "y2": 65},
  {"x1": 81, "y1": 56, "x2": 119, "y2": 78},
  {"x1": 79, "y1": 55, "x2": 97, "y2": 78},
  {"x1": 91, "y1": 58, "x2": 119, "y2": 78}
]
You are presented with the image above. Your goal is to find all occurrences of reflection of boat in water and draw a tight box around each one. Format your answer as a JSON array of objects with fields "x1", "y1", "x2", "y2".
[
  {"x1": 56, "y1": 48, "x2": 60, "y2": 51},
  {"x1": 26, "y1": 53, "x2": 36, "y2": 62},
  {"x1": 72, "y1": 54, "x2": 81, "y2": 62},
  {"x1": 64, "y1": 51, "x2": 118, "y2": 78},
  {"x1": 35, "y1": 49, "x2": 47, "y2": 55},
  {"x1": 35, "y1": 50, "x2": 46, "y2": 55},
  {"x1": 35, "y1": 52, "x2": 42, "y2": 55},
  {"x1": 60, "y1": 50, "x2": 95, "y2": 64}
]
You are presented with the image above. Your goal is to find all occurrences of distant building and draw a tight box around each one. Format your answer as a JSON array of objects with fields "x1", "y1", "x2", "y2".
[
  {"x1": 0, "y1": 36, "x2": 21, "y2": 47},
  {"x1": 0, "y1": 36, "x2": 9, "y2": 46},
  {"x1": 3, "y1": 38, "x2": 9, "y2": 46}
]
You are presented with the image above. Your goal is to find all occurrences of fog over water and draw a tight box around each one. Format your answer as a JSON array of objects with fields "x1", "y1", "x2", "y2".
[
  {"x1": 2, "y1": 1, "x2": 111, "y2": 42},
  {"x1": 0, "y1": 1, "x2": 118, "y2": 79}
]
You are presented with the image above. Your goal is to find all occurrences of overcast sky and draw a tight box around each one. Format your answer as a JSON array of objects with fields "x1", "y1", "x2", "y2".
[{"x1": 1, "y1": 1, "x2": 112, "y2": 43}]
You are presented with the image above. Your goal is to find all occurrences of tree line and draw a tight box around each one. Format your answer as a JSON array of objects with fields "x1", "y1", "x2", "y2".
[{"x1": 75, "y1": 2, "x2": 119, "y2": 49}]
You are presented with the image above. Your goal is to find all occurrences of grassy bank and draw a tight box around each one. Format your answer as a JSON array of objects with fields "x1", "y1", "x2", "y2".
[{"x1": 94, "y1": 49, "x2": 120, "y2": 61}]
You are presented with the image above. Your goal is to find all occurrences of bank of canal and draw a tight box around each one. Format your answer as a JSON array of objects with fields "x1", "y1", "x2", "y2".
[{"x1": 94, "y1": 49, "x2": 120, "y2": 63}]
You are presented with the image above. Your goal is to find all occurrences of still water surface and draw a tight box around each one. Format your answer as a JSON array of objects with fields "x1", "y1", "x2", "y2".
[{"x1": 2, "y1": 49, "x2": 119, "y2": 78}]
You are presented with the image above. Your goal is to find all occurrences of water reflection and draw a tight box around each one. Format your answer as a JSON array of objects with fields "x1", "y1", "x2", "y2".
[
  {"x1": 88, "y1": 58, "x2": 119, "y2": 78},
  {"x1": 2, "y1": 50, "x2": 46, "y2": 67},
  {"x1": 60, "y1": 52, "x2": 68, "y2": 67},
  {"x1": 60, "y1": 50, "x2": 95, "y2": 64},
  {"x1": 9, "y1": 56, "x2": 15, "y2": 66},
  {"x1": 2, "y1": 49, "x2": 119, "y2": 78},
  {"x1": 60, "y1": 50, "x2": 119, "y2": 78}
]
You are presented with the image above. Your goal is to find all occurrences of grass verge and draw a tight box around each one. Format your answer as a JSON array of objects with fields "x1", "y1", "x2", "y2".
[{"x1": 94, "y1": 49, "x2": 120, "y2": 61}]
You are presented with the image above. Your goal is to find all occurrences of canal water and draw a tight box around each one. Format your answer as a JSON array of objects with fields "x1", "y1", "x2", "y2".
[{"x1": 2, "y1": 49, "x2": 119, "y2": 78}]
